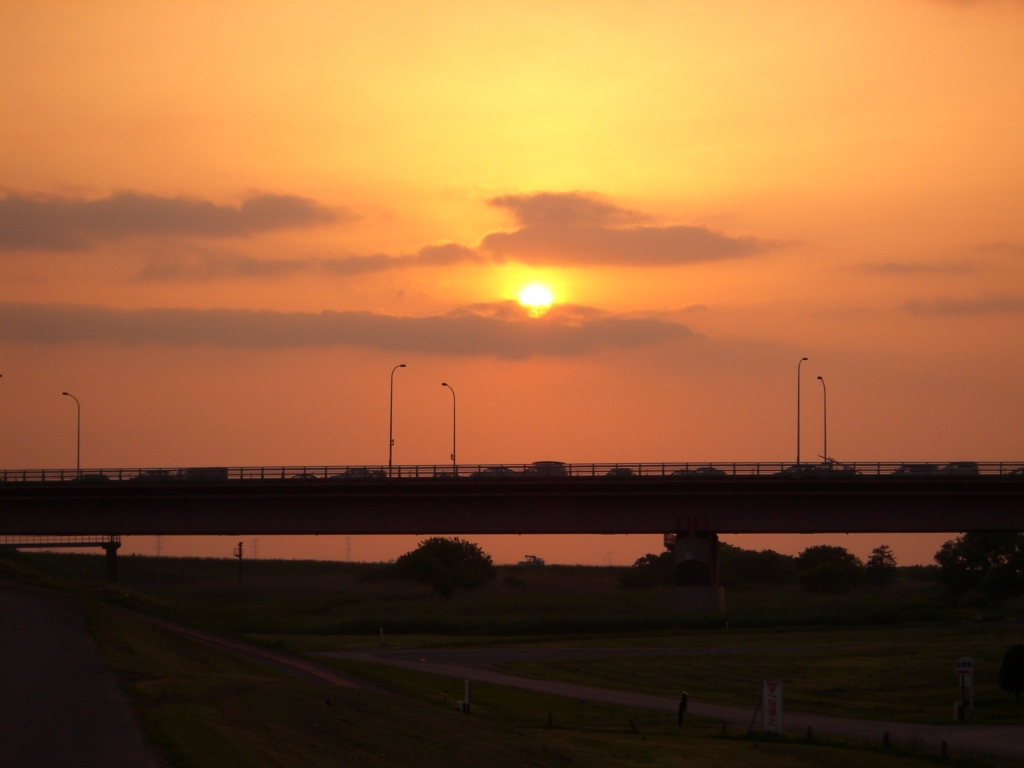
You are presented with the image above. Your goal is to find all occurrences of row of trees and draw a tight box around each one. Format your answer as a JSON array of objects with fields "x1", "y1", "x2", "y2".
[
  {"x1": 386, "y1": 532, "x2": 1024, "y2": 604},
  {"x1": 620, "y1": 542, "x2": 898, "y2": 593}
]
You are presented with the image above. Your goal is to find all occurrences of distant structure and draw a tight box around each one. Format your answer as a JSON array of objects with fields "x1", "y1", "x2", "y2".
[{"x1": 517, "y1": 554, "x2": 545, "y2": 566}]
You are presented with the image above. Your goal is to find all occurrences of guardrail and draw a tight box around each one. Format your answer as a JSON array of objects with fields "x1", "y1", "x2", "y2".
[{"x1": 1, "y1": 461, "x2": 1023, "y2": 483}]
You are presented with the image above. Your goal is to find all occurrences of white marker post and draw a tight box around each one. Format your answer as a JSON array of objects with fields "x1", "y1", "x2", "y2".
[
  {"x1": 762, "y1": 679, "x2": 783, "y2": 733},
  {"x1": 955, "y1": 657, "x2": 974, "y2": 720}
]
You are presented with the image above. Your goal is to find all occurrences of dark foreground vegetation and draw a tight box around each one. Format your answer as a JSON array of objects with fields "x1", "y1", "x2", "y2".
[{"x1": 3, "y1": 543, "x2": 1024, "y2": 766}]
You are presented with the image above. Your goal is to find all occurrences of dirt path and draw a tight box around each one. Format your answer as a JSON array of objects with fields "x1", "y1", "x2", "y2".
[
  {"x1": 0, "y1": 582, "x2": 163, "y2": 768},
  {"x1": 319, "y1": 647, "x2": 1024, "y2": 759}
]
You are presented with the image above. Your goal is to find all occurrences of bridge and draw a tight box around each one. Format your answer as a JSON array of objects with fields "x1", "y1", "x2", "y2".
[
  {"x1": 5, "y1": 460, "x2": 1021, "y2": 600},
  {"x1": 1, "y1": 461, "x2": 1022, "y2": 536}
]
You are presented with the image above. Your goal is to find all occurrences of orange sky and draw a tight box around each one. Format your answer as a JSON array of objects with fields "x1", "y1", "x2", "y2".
[{"x1": 2, "y1": 0, "x2": 1023, "y2": 566}]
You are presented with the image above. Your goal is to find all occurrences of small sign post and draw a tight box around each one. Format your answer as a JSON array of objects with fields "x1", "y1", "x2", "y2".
[
  {"x1": 955, "y1": 657, "x2": 974, "y2": 720},
  {"x1": 762, "y1": 679, "x2": 783, "y2": 733}
]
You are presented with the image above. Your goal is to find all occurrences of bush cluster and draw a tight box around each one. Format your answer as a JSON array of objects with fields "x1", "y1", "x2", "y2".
[{"x1": 394, "y1": 537, "x2": 495, "y2": 596}]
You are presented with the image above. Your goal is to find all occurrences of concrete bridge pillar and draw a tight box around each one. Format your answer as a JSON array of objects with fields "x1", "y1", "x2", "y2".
[
  {"x1": 102, "y1": 538, "x2": 120, "y2": 584},
  {"x1": 669, "y1": 530, "x2": 724, "y2": 613}
]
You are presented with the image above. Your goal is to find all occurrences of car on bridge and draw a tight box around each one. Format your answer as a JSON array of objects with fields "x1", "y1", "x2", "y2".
[
  {"x1": 940, "y1": 462, "x2": 980, "y2": 475},
  {"x1": 891, "y1": 463, "x2": 941, "y2": 475},
  {"x1": 525, "y1": 461, "x2": 569, "y2": 477},
  {"x1": 670, "y1": 466, "x2": 727, "y2": 476},
  {"x1": 604, "y1": 467, "x2": 635, "y2": 477},
  {"x1": 288, "y1": 473, "x2": 322, "y2": 481},
  {"x1": 469, "y1": 466, "x2": 520, "y2": 478},
  {"x1": 129, "y1": 470, "x2": 177, "y2": 482},
  {"x1": 178, "y1": 467, "x2": 230, "y2": 482},
  {"x1": 328, "y1": 467, "x2": 386, "y2": 480}
]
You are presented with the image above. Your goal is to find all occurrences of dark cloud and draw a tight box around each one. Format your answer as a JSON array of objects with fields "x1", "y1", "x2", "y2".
[
  {"x1": 0, "y1": 192, "x2": 346, "y2": 251},
  {"x1": 858, "y1": 261, "x2": 980, "y2": 275},
  {"x1": 0, "y1": 301, "x2": 695, "y2": 358},
  {"x1": 902, "y1": 296, "x2": 1024, "y2": 315},
  {"x1": 480, "y1": 191, "x2": 778, "y2": 266},
  {"x1": 136, "y1": 243, "x2": 481, "y2": 281}
]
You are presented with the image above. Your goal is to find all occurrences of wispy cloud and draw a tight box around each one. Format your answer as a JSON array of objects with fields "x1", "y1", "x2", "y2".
[
  {"x1": 137, "y1": 243, "x2": 481, "y2": 281},
  {"x1": 0, "y1": 191, "x2": 347, "y2": 251},
  {"x1": 480, "y1": 192, "x2": 779, "y2": 266},
  {"x1": 0, "y1": 301, "x2": 696, "y2": 358},
  {"x1": 858, "y1": 261, "x2": 981, "y2": 275},
  {"x1": 902, "y1": 296, "x2": 1024, "y2": 315}
]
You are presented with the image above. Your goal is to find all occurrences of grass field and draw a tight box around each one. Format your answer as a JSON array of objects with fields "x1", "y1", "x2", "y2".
[
  {"x1": 81, "y1": 600, "x2": 1000, "y2": 768},
  {"x1": 6, "y1": 549, "x2": 1024, "y2": 734}
]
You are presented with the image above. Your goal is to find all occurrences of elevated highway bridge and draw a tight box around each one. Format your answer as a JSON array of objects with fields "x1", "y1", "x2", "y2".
[{"x1": 2, "y1": 461, "x2": 1022, "y2": 537}]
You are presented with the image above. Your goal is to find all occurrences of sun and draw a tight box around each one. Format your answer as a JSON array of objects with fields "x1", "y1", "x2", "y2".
[{"x1": 519, "y1": 284, "x2": 553, "y2": 316}]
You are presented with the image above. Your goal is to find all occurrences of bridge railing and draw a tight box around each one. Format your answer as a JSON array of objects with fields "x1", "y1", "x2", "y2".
[{"x1": 1, "y1": 461, "x2": 1022, "y2": 483}]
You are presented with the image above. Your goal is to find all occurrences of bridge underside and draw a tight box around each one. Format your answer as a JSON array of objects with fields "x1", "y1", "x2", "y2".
[{"x1": 1, "y1": 476, "x2": 1022, "y2": 535}]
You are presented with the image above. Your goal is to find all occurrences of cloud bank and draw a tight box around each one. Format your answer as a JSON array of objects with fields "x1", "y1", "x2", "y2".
[
  {"x1": 0, "y1": 192, "x2": 345, "y2": 251},
  {"x1": 0, "y1": 301, "x2": 695, "y2": 358},
  {"x1": 480, "y1": 192, "x2": 778, "y2": 266}
]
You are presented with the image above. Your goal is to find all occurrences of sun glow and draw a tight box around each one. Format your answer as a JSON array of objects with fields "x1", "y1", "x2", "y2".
[{"x1": 519, "y1": 284, "x2": 554, "y2": 317}]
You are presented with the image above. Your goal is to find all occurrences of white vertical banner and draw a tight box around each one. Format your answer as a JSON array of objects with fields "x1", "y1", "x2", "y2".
[{"x1": 762, "y1": 679, "x2": 783, "y2": 733}]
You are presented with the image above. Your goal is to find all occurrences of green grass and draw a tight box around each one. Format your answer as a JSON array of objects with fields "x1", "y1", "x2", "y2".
[
  {"x1": 15, "y1": 551, "x2": 975, "y2": 639},
  {"x1": 10, "y1": 550, "x2": 1024, "y2": 730},
  {"x1": 82, "y1": 600, "x2": 995, "y2": 768},
  {"x1": 495, "y1": 623, "x2": 1024, "y2": 724}
]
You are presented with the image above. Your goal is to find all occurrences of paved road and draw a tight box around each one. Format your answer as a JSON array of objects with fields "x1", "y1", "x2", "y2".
[
  {"x1": 0, "y1": 582, "x2": 162, "y2": 768},
  {"x1": 320, "y1": 647, "x2": 1024, "y2": 759}
]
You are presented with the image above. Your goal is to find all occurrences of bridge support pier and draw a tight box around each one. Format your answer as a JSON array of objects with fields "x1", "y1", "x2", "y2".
[
  {"x1": 670, "y1": 531, "x2": 724, "y2": 614},
  {"x1": 102, "y1": 538, "x2": 120, "y2": 584}
]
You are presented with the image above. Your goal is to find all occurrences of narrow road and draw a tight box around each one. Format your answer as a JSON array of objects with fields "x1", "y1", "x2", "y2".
[
  {"x1": 319, "y1": 647, "x2": 1024, "y2": 759},
  {"x1": 0, "y1": 582, "x2": 162, "y2": 768}
]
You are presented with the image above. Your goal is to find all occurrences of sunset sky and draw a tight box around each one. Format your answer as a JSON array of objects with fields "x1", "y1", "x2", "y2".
[{"x1": 2, "y1": 0, "x2": 1023, "y2": 566}]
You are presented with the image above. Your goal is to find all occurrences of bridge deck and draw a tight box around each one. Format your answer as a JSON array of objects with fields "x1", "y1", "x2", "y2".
[{"x1": 1, "y1": 462, "x2": 1022, "y2": 535}]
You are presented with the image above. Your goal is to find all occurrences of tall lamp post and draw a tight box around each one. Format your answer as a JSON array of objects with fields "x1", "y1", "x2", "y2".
[
  {"x1": 796, "y1": 357, "x2": 808, "y2": 465},
  {"x1": 62, "y1": 391, "x2": 81, "y2": 476},
  {"x1": 388, "y1": 364, "x2": 406, "y2": 476},
  {"x1": 817, "y1": 376, "x2": 827, "y2": 464},
  {"x1": 441, "y1": 382, "x2": 456, "y2": 474}
]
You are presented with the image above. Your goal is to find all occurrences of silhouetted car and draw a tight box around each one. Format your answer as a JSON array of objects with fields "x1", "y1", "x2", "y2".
[
  {"x1": 129, "y1": 469, "x2": 177, "y2": 482},
  {"x1": 289, "y1": 473, "x2": 322, "y2": 481},
  {"x1": 1010, "y1": 468, "x2": 1024, "y2": 477},
  {"x1": 74, "y1": 472, "x2": 111, "y2": 483},
  {"x1": 469, "y1": 466, "x2": 520, "y2": 478},
  {"x1": 525, "y1": 461, "x2": 569, "y2": 477},
  {"x1": 671, "y1": 466, "x2": 727, "y2": 476},
  {"x1": 891, "y1": 463, "x2": 941, "y2": 476},
  {"x1": 329, "y1": 467, "x2": 386, "y2": 480},
  {"x1": 777, "y1": 463, "x2": 858, "y2": 477},
  {"x1": 178, "y1": 467, "x2": 230, "y2": 482},
  {"x1": 605, "y1": 467, "x2": 635, "y2": 477},
  {"x1": 940, "y1": 462, "x2": 980, "y2": 476}
]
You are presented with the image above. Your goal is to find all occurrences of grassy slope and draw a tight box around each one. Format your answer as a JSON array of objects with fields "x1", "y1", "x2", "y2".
[
  {"x1": 82, "y1": 600, "x2": 986, "y2": 768},
  {"x1": 11, "y1": 551, "x2": 1024, "y2": 726}
]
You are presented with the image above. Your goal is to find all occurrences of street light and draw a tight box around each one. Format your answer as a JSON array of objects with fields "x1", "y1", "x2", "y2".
[
  {"x1": 817, "y1": 376, "x2": 827, "y2": 464},
  {"x1": 388, "y1": 364, "x2": 406, "y2": 476},
  {"x1": 441, "y1": 382, "x2": 456, "y2": 474},
  {"x1": 62, "y1": 391, "x2": 81, "y2": 476},
  {"x1": 796, "y1": 357, "x2": 808, "y2": 465}
]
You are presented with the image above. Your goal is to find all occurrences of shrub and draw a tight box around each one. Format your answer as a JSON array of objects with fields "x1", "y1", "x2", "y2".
[
  {"x1": 394, "y1": 537, "x2": 495, "y2": 596},
  {"x1": 935, "y1": 532, "x2": 1024, "y2": 602},
  {"x1": 999, "y1": 645, "x2": 1024, "y2": 703}
]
